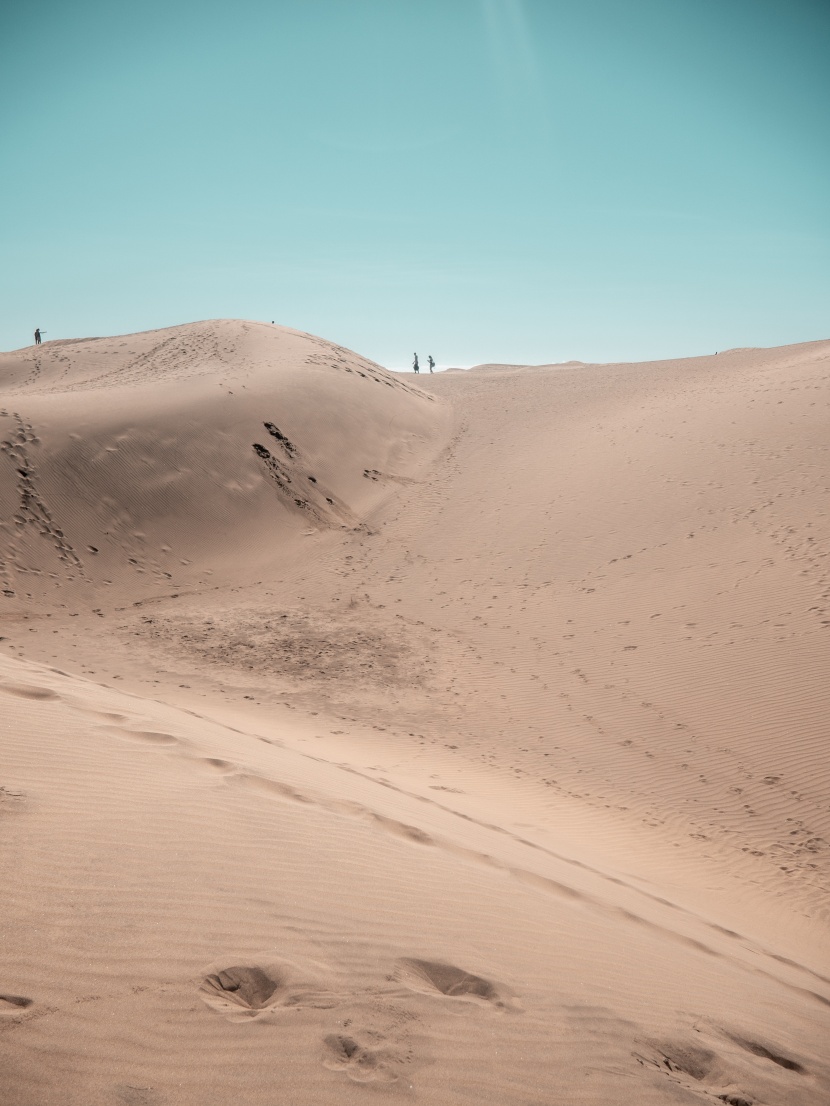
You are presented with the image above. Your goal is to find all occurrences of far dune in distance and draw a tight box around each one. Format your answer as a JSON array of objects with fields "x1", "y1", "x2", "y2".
[{"x1": 1, "y1": 320, "x2": 828, "y2": 1105}]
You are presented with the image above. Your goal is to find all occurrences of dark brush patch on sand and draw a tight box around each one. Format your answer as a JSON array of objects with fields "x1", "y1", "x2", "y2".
[{"x1": 127, "y1": 607, "x2": 440, "y2": 691}]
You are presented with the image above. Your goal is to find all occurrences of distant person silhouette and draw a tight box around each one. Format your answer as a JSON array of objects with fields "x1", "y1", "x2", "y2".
[
  {"x1": 413, "y1": 353, "x2": 419, "y2": 374},
  {"x1": 34, "y1": 328, "x2": 42, "y2": 345},
  {"x1": 427, "y1": 355, "x2": 435, "y2": 373}
]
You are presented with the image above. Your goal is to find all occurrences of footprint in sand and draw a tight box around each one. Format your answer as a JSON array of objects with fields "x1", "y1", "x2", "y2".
[
  {"x1": 0, "y1": 684, "x2": 59, "y2": 701},
  {"x1": 200, "y1": 967, "x2": 279, "y2": 1013},
  {"x1": 113, "y1": 730, "x2": 179, "y2": 746},
  {"x1": 199, "y1": 958, "x2": 341, "y2": 1021},
  {"x1": 633, "y1": 1035, "x2": 799, "y2": 1106},
  {"x1": 234, "y1": 773, "x2": 311, "y2": 803},
  {"x1": 394, "y1": 958, "x2": 520, "y2": 1010},
  {"x1": 0, "y1": 993, "x2": 33, "y2": 1014},
  {"x1": 0, "y1": 786, "x2": 26, "y2": 810},
  {"x1": 370, "y1": 813, "x2": 434, "y2": 845},
  {"x1": 113, "y1": 1085, "x2": 161, "y2": 1106},
  {"x1": 322, "y1": 1033, "x2": 398, "y2": 1084},
  {"x1": 195, "y1": 757, "x2": 236, "y2": 773},
  {"x1": 98, "y1": 725, "x2": 180, "y2": 746}
]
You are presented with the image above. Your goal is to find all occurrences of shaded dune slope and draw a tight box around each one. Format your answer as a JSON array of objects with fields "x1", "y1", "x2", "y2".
[{"x1": 0, "y1": 319, "x2": 446, "y2": 606}]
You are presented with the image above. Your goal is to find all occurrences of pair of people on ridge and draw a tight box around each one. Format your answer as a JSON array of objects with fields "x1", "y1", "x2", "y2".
[{"x1": 413, "y1": 353, "x2": 435, "y2": 374}]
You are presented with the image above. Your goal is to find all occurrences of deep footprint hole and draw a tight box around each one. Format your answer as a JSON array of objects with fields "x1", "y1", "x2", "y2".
[
  {"x1": 325, "y1": 1035, "x2": 361, "y2": 1061},
  {"x1": 397, "y1": 958, "x2": 502, "y2": 1003},
  {"x1": 202, "y1": 966, "x2": 280, "y2": 1010},
  {"x1": 654, "y1": 1044, "x2": 716, "y2": 1082},
  {"x1": 0, "y1": 993, "x2": 33, "y2": 1011}
]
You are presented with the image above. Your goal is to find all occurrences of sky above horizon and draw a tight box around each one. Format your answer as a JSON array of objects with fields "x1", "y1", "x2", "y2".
[{"x1": 1, "y1": 0, "x2": 828, "y2": 368}]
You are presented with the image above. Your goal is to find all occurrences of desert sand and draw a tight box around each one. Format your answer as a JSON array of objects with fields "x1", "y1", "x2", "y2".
[{"x1": 1, "y1": 319, "x2": 828, "y2": 1105}]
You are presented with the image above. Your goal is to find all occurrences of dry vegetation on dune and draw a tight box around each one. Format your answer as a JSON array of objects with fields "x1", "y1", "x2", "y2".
[{"x1": 1, "y1": 320, "x2": 829, "y2": 1105}]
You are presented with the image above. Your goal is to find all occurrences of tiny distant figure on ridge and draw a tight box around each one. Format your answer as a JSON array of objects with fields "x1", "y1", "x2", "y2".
[
  {"x1": 34, "y1": 327, "x2": 42, "y2": 345},
  {"x1": 413, "y1": 353, "x2": 419, "y2": 374},
  {"x1": 427, "y1": 355, "x2": 435, "y2": 373}
]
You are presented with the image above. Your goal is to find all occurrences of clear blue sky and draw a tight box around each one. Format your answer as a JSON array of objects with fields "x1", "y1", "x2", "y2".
[{"x1": 2, "y1": 0, "x2": 828, "y2": 366}]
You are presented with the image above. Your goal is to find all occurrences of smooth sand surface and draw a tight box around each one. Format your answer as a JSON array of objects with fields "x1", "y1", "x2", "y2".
[{"x1": 1, "y1": 320, "x2": 828, "y2": 1105}]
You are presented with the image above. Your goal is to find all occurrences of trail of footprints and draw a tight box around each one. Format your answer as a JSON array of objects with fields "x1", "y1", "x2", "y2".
[
  {"x1": 252, "y1": 419, "x2": 357, "y2": 528},
  {"x1": 0, "y1": 410, "x2": 85, "y2": 596},
  {"x1": 301, "y1": 335, "x2": 433, "y2": 401},
  {"x1": 5, "y1": 675, "x2": 830, "y2": 1005},
  {"x1": 0, "y1": 677, "x2": 824, "y2": 1097},
  {"x1": 5, "y1": 676, "x2": 830, "y2": 1005},
  {"x1": 38, "y1": 328, "x2": 232, "y2": 393},
  {"x1": 195, "y1": 953, "x2": 811, "y2": 1101},
  {"x1": 634, "y1": 1032, "x2": 808, "y2": 1106},
  {"x1": 198, "y1": 954, "x2": 514, "y2": 1085}
]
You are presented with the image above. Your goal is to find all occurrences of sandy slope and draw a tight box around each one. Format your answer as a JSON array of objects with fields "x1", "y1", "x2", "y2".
[{"x1": 1, "y1": 321, "x2": 829, "y2": 1105}]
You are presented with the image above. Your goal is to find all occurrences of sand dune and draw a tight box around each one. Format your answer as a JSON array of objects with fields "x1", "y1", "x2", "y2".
[
  {"x1": 1, "y1": 321, "x2": 829, "y2": 1104},
  {"x1": 0, "y1": 320, "x2": 445, "y2": 605}
]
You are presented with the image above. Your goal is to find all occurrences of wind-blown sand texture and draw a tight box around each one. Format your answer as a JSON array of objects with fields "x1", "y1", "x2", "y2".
[{"x1": 1, "y1": 319, "x2": 828, "y2": 1105}]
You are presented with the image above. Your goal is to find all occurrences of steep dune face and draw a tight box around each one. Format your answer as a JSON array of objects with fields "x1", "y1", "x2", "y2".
[
  {"x1": 2, "y1": 325, "x2": 830, "y2": 1105},
  {"x1": 0, "y1": 320, "x2": 448, "y2": 607}
]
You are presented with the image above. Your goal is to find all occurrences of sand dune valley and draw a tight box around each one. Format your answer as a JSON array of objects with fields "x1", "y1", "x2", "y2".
[{"x1": 1, "y1": 318, "x2": 829, "y2": 1106}]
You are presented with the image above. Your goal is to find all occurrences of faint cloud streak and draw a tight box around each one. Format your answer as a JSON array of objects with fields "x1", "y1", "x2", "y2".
[{"x1": 481, "y1": 0, "x2": 541, "y2": 104}]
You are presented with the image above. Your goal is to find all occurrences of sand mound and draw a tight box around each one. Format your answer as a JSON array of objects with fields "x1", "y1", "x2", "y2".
[
  {"x1": 0, "y1": 319, "x2": 448, "y2": 607},
  {"x1": 2, "y1": 324, "x2": 829, "y2": 1104}
]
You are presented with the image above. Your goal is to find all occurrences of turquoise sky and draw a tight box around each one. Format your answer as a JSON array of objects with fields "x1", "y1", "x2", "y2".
[{"x1": 2, "y1": 0, "x2": 828, "y2": 366}]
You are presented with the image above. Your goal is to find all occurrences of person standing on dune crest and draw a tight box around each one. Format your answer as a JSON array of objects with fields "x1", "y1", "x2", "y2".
[
  {"x1": 413, "y1": 353, "x2": 419, "y2": 374},
  {"x1": 34, "y1": 328, "x2": 42, "y2": 345},
  {"x1": 428, "y1": 355, "x2": 435, "y2": 373}
]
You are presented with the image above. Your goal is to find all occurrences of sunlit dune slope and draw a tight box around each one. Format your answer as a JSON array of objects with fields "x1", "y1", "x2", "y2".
[
  {"x1": 2, "y1": 324, "x2": 830, "y2": 1105},
  {"x1": 2, "y1": 651, "x2": 829, "y2": 1106},
  {"x1": 407, "y1": 341, "x2": 830, "y2": 930}
]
